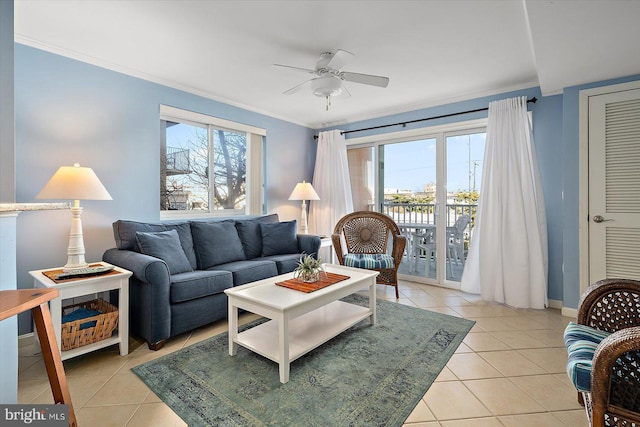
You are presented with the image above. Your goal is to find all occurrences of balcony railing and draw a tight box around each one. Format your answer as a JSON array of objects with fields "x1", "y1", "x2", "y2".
[
  {"x1": 166, "y1": 146, "x2": 190, "y2": 176},
  {"x1": 382, "y1": 202, "x2": 477, "y2": 281},
  {"x1": 381, "y1": 202, "x2": 476, "y2": 229}
]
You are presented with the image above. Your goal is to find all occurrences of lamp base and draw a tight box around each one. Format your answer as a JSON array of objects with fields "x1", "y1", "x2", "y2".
[
  {"x1": 299, "y1": 200, "x2": 309, "y2": 234},
  {"x1": 62, "y1": 205, "x2": 89, "y2": 272},
  {"x1": 62, "y1": 259, "x2": 89, "y2": 272}
]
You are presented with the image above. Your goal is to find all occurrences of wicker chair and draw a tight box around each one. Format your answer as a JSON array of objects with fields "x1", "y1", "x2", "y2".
[
  {"x1": 332, "y1": 211, "x2": 406, "y2": 298},
  {"x1": 567, "y1": 278, "x2": 640, "y2": 427}
]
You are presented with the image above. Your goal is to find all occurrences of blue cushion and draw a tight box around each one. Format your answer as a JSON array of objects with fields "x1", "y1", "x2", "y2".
[
  {"x1": 170, "y1": 270, "x2": 233, "y2": 303},
  {"x1": 260, "y1": 253, "x2": 301, "y2": 274},
  {"x1": 343, "y1": 253, "x2": 395, "y2": 269},
  {"x1": 260, "y1": 220, "x2": 298, "y2": 256},
  {"x1": 564, "y1": 322, "x2": 611, "y2": 347},
  {"x1": 564, "y1": 322, "x2": 612, "y2": 392},
  {"x1": 209, "y1": 260, "x2": 278, "y2": 287},
  {"x1": 235, "y1": 214, "x2": 279, "y2": 259},
  {"x1": 191, "y1": 221, "x2": 246, "y2": 269},
  {"x1": 136, "y1": 229, "x2": 194, "y2": 275}
]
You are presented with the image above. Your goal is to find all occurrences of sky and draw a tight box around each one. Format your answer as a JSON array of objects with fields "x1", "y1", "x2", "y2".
[{"x1": 383, "y1": 133, "x2": 486, "y2": 193}]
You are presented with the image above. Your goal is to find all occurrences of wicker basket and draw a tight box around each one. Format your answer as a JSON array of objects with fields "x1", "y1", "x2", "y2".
[{"x1": 61, "y1": 299, "x2": 118, "y2": 351}]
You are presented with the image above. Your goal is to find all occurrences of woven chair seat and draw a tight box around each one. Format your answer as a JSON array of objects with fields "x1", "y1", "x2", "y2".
[{"x1": 343, "y1": 253, "x2": 395, "y2": 269}]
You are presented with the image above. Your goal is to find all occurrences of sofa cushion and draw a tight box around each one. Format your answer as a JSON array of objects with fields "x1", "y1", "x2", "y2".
[
  {"x1": 191, "y1": 221, "x2": 246, "y2": 269},
  {"x1": 112, "y1": 220, "x2": 197, "y2": 269},
  {"x1": 170, "y1": 270, "x2": 233, "y2": 303},
  {"x1": 235, "y1": 214, "x2": 279, "y2": 259},
  {"x1": 261, "y1": 220, "x2": 298, "y2": 256},
  {"x1": 260, "y1": 254, "x2": 302, "y2": 275},
  {"x1": 135, "y1": 230, "x2": 193, "y2": 275},
  {"x1": 209, "y1": 260, "x2": 278, "y2": 287}
]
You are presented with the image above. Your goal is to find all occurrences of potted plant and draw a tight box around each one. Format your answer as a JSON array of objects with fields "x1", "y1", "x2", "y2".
[{"x1": 293, "y1": 254, "x2": 325, "y2": 283}]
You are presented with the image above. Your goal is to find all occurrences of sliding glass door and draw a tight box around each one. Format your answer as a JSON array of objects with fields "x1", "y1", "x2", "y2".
[
  {"x1": 346, "y1": 123, "x2": 485, "y2": 287},
  {"x1": 444, "y1": 132, "x2": 485, "y2": 281}
]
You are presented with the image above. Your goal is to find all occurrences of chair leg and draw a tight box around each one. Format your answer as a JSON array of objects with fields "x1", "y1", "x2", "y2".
[{"x1": 394, "y1": 283, "x2": 399, "y2": 299}]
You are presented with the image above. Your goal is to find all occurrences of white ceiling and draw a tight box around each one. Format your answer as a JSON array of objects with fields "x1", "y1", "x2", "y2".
[{"x1": 14, "y1": 0, "x2": 640, "y2": 129}]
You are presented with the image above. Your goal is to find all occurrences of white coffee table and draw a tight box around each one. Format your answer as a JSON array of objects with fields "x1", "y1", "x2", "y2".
[{"x1": 225, "y1": 264, "x2": 379, "y2": 383}]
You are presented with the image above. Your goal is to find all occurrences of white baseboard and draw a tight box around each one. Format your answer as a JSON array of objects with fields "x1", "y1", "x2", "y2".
[
  {"x1": 561, "y1": 306, "x2": 578, "y2": 319},
  {"x1": 547, "y1": 299, "x2": 562, "y2": 309},
  {"x1": 548, "y1": 299, "x2": 577, "y2": 319}
]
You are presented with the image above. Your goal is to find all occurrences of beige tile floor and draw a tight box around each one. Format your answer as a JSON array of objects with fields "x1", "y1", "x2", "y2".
[{"x1": 17, "y1": 280, "x2": 586, "y2": 426}]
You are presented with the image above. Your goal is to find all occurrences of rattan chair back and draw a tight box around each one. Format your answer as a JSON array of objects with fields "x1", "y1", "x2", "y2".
[{"x1": 331, "y1": 211, "x2": 406, "y2": 298}]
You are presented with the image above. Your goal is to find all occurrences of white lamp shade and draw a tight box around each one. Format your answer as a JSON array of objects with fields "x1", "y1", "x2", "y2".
[
  {"x1": 288, "y1": 181, "x2": 320, "y2": 201},
  {"x1": 36, "y1": 163, "x2": 112, "y2": 201}
]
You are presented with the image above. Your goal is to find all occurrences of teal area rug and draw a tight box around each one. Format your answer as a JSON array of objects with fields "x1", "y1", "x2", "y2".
[{"x1": 132, "y1": 294, "x2": 474, "y2": 426}]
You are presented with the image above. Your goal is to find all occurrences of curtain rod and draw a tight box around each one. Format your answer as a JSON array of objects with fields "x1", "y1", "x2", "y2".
[{"x1": 313, "y1": 97, "x2": 537, "y2": 140}]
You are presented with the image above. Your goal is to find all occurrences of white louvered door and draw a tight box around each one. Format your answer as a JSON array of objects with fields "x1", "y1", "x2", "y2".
[{"x1": 589, "y1": 88, "x2": 640, "y2": 282}]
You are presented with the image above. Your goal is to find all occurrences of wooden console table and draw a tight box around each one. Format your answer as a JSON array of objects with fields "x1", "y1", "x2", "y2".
[{"x1": 0, "y1": 288, "x2": 77, "y2": 427}]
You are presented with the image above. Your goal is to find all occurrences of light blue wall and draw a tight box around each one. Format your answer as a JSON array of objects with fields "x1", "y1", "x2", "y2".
[
  {"x1": 561, "y1": 74, "x2": 640, "y2": 309},
  {"x1": 14, "y1": 44, "x2": 315, "y2": 334},
  {"x1": 321, "y1": 88, "x2": 566, "y2": 304},
  {"x1": 0, "y1": 1, "x2": 14, "y2": 202},
  {"x1": 0, "y1": 0, "x2": 18, "y2": 404}
]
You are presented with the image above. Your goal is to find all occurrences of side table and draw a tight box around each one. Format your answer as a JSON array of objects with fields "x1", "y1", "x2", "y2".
[
  {"x1": 320, "y1": 236, "x2": 334, "y2": 264},
  {"x1": 0, "y1": 288, "x2": 77, "y2": 427},
  {"x1": 29, "y1": 263, "x2": 132, "y2": 361}
]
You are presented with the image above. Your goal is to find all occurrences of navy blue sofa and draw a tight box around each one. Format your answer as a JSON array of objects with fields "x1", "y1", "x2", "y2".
[{"x1": 102, "y1": 214, "x2": 321, "y2": 350}]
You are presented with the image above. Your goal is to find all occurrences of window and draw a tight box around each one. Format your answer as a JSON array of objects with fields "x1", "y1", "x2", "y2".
[{"x1": 160, "y1": 105, "x2": 265, "y2": 218}]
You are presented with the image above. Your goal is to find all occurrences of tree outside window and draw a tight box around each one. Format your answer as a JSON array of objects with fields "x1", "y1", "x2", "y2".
[{"x1": 160, "y1": 120, "x2": 246, "y2": 212}]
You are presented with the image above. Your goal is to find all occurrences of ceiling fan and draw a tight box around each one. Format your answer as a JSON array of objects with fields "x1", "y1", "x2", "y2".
[{"x1": 274, "y1": 49, "x2": 390, "y2": 110}]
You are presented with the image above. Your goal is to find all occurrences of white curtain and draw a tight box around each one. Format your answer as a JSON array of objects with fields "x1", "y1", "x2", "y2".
[
  {"x1": 460, "y1": 96, "x2": 548, "y2": 309},
  {"x1": 308, "y1": 130, "x2": 353, "y2": 236}
]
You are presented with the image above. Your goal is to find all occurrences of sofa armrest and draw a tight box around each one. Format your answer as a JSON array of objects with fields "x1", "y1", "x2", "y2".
[
  {"x1": 103, "y1": 248, "x2": 172, "y2": 345},
  {"x1": 103, "y1": 248, "x2": 170, "y2": 285},
  {"x1": 297, "y1": 234, "x2": 321, "y2": 258}
]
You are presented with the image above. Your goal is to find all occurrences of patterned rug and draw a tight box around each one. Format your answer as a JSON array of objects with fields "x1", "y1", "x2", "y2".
[{"x1": 132, "y1": 294, "x2": 474, "y2": 427}]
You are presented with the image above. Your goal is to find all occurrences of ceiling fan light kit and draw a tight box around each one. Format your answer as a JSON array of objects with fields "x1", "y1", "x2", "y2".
[
  {"x1": 311, "y1": 75, "x2": 343, "y2": 110},
  {"x1": 311, "y1": 75, "x2": 343, "y2": 97},
  {"x1": 275, "y1": 49, "x2": 390, "y2": 111}
]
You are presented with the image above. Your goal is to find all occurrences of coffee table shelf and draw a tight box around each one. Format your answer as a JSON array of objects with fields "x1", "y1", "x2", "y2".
[{"x1": 235, "y1": 300, "x2": 370, "y2": 363}]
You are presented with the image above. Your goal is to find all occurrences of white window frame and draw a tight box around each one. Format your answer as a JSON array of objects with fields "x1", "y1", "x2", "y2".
[{"x1": 159, "y1": 105, "x2": 265, "y2": 220}]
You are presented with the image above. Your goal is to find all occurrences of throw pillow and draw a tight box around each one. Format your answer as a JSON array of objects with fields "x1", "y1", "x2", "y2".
[
  {"x1": 135, "y1": 229, "x2": 193, "y2": 275},
  {"x1": 261, "y1": 220, "x2": 298, "y2": 256},
  {"x1": 190, "y1": 221, "x2": 247, "y2": 269},
  {"x1": 235, "y1": 214, "x2": 279, "y2": 259}
]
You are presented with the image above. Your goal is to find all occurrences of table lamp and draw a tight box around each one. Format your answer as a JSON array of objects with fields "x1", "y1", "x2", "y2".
[
  {"x1": 37, "y1": 163, "x2": 112, "y2": 271},
  {"x1": 288, "y1": 181, "x2": 320, "y2": 234}
]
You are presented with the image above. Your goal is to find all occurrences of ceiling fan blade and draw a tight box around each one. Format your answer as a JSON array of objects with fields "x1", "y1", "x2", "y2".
[
  {"x1": 341, "y1": 72, "x2": 390, "y2": 88},
  {"x1": 338, "y1": 85, "x2": 351, "y2": 99},
  {"x1": 326, "y1": 49, "x2": 354, "y2": 70},
  {"x1": 283, "y1": 80, "x2": 312, "y2": 95},
  {"x1": 273, "y1": 64, "x2": 317, "y2": 74}
]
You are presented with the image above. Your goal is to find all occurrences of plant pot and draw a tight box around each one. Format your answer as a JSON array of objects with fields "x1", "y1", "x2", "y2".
[{"x1": 297, "y1": 270, "x2": 321, "y2": 283}]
